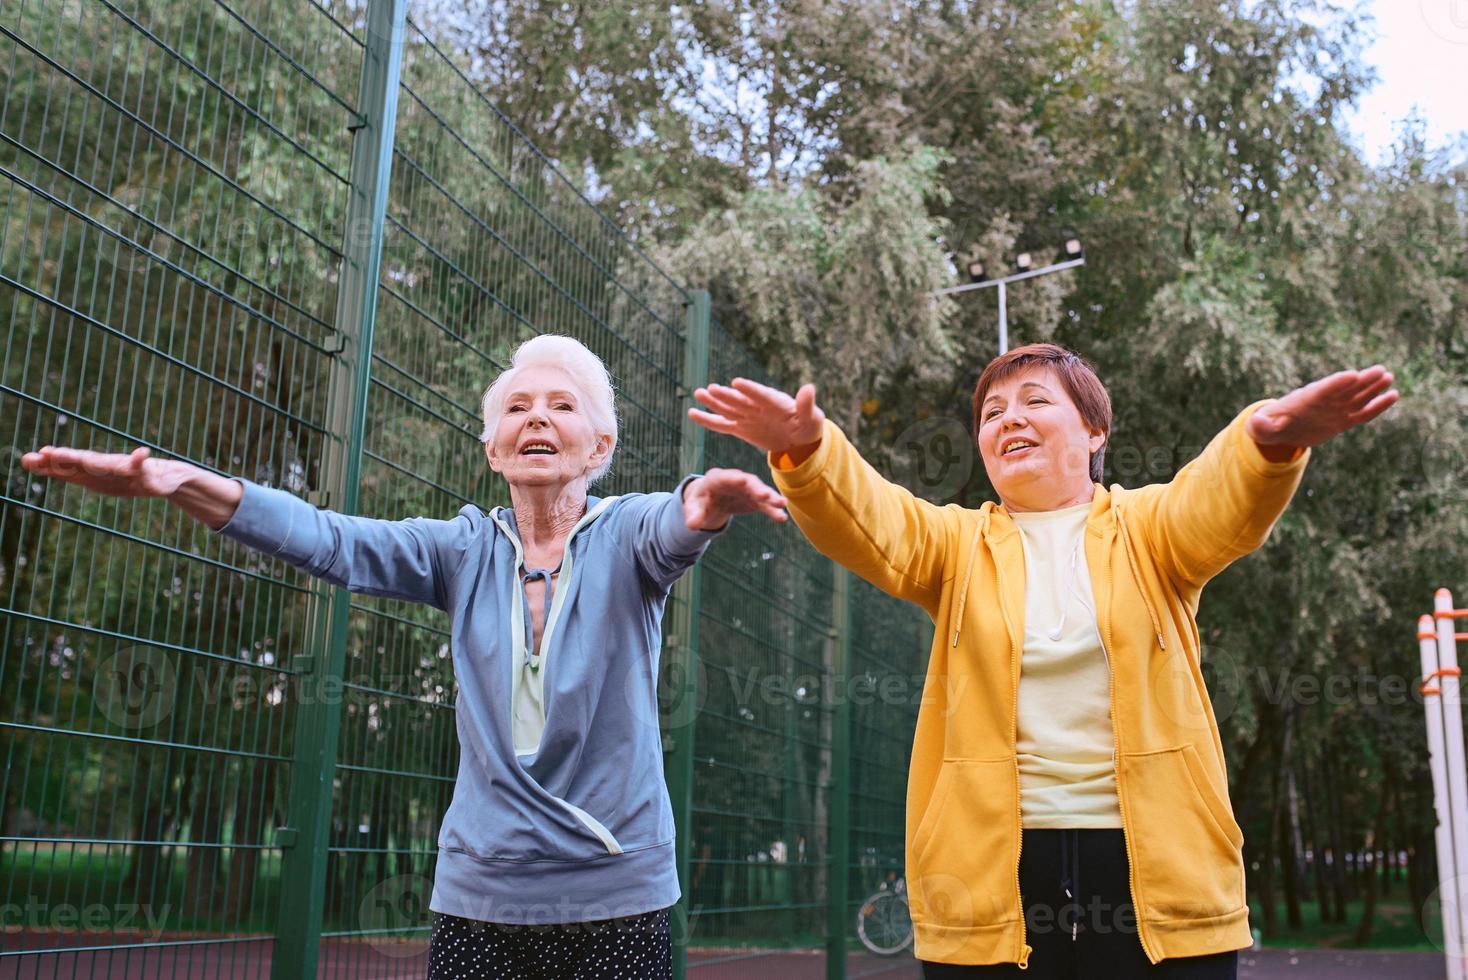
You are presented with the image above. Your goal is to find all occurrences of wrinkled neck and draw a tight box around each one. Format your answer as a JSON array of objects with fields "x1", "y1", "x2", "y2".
[{"x1": 508, "y1": 481, "x2": 587, "y2": 554}]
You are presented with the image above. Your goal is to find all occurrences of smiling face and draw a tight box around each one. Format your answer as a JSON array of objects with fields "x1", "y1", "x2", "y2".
[
  {"x1": 483, "y1": 365, "x2": 611, "y2": 490},
  {"x1": 976, "y1": 366, "x2": 1106, "y2": 512}
]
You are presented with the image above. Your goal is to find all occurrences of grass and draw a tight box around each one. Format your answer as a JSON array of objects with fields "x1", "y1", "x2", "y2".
[
  {"x1": 1248, "y1": 891, "x2": 1440, "y2": 952},
  {"x1": 1, "y1": 842, "x2": 286, "y2": 935}
]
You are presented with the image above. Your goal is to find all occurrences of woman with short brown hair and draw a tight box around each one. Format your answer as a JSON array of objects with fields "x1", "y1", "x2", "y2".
[{"x1": 690, "y1": 344, "x2": 1396, "y2": 979}]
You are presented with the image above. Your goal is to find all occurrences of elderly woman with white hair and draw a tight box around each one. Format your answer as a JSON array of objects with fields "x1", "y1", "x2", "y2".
[{"x1": 21, "y1": 334, "x2": 788, "y2": 980}]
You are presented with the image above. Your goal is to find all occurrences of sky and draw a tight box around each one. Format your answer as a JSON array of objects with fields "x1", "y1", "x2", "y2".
[{"x1": 1342, "y1": 0, "x2": 1468, "y2": 163}]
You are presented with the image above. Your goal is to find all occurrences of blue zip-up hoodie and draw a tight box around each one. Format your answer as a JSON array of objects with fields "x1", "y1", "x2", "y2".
[{"x1": 213, "y1": 474, "x2": 721, "y2": 924}]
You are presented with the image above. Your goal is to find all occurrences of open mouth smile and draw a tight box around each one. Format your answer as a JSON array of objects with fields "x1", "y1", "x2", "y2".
[
  {"x1": 519, "y1": 439, "x2": 559, "y2": 456},
  {"x1": 1000, "y1": 438, "x2": 1039, "y2": 457}
]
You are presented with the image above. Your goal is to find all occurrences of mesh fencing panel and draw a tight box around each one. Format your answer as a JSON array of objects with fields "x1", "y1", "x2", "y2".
[{"x1": 0, "y1": 3, "x2": 933, "y2": 976}]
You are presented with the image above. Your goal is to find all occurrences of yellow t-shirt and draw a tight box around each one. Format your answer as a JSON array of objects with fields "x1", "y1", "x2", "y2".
[{"x1": 1010, "y1": 500, "x2": 1123, "y2": 829}]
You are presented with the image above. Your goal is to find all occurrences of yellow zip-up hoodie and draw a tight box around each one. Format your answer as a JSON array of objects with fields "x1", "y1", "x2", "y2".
[{"x1": 770, "y1": 401, "x2": 1308, "y2": 968}]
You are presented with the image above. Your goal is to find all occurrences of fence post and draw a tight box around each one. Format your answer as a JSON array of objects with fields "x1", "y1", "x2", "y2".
[
  {"x1": 1419, "y1": 612, "x2": 1464, "y2": 980},
  {"x1": 667, "y1": 290, "x2": 711, "y2": 979},
  {"x1": 1436, "y1": 589, "x2": 1468, "y2": 976},
  {"x1": 271, "y1": 3, "x2": 406, "y2": 978},
  {"x1": 826, "y1": 568, "x2": 853, "y2": 980}
]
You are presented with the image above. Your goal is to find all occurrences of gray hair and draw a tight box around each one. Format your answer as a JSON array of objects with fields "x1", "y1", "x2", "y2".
[{"x1": 479, "y1": 334, "x2": 619, "y2": 484}]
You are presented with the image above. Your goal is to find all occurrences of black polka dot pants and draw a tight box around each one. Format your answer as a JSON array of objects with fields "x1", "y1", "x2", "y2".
[{"x1": 426, "y1": 906, "x2": 672, "y2": 979}]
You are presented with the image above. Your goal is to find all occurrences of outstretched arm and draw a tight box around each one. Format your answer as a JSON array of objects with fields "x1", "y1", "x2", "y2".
[
  {"x1": 21, "y1": 445, "x2": 468, "y2": 609},
  {"x1": 21, "y1": 446, "x2": 243, "y2": 528},
  {"x1": 681, "y1": 468, "x2": 788, "y2": 530},
  {"x1": 1245, "y1": 365, "x2": 1398, "y2": 457},
  {"x1": 689, "y1": 378, "x2": 956, "y2": 613},
  {"x1": 1135, "y1": 365, "x2": 1399, "y2": 593},
  {"x1": 631, "y1": 468, "x2": 786, "y2": 591},
  {"x1": 689, "y1": 379, "x2": 826, "y2": 465}
]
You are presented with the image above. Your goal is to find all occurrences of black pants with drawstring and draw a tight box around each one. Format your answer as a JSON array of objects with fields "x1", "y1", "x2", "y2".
[{"x1": 921, "y1": 829, "x2": 1239, "y2": 980}]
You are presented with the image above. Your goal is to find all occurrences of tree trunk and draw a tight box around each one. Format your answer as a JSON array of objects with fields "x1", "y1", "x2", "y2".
[
  {"x1": 391, "y1": 790, "x2": 413, "y2": 881},
  {"x1": 126, "y1": 750, "x2": 181, "y2": 909},
  {"x1": 1405, "y1": 770, "x2": 1430, "y2": 915},
  {"x1": 1258, "y1": 706, "x2": 1296, "y2": 938},
  {"x1": 1282, "y1": 754, "x2": 1304, "y2": 929},
  {"x1": 1353, "y1": 769, "x2": 1393, "y2": 946},
  {"x1": 1322, "y1": 748, "x2": 1350, "y2": 922},
  {"x1": 0, "y1": 500, "x2": 44, "y2": 866},
  {"x1": 1257, "y1": 828, "x2": 1278, "y2": 937},
  {"x1": 1298, "y1": 752, "x2": 1332, "y2": 922},
  {"x1": 223, "y1": 758, "x2": 275, "y2": 923},
  {"x1": 182, "y1": 758, "x2": 226, "y2": 921},
  {"x1": 1236, "y1": 697, "x2": 1281, "y2": 931}
]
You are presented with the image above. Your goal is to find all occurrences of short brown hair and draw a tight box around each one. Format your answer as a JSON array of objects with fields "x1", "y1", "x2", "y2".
[{"x1": 971, "y1": 343, "x2": 1112, "y2": 484}]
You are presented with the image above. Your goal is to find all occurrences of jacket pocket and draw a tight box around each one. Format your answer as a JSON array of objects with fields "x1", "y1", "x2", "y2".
[
  {"x1": 909, "y1": 758, "x2": 1018, "y2": 930},
  {"x1": 1120, "y1": 745, "x2": 1245, "y2": 921}
]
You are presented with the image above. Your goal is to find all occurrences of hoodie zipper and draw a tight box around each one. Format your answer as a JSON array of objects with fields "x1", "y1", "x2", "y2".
[
  {"x1": 1097, "y1": 512, "x2": 1162, "y2": 965},
  {"x1": 990, "y1": 543, "x2": 1032, "y2": 970}
]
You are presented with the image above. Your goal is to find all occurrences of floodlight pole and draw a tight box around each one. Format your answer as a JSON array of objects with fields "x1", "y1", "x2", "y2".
[
  {"x1": 997, "y1": 280, "x2": 1007, "y2": 355},
  {"x1": 936, "y1": 256, "x2": 1085, "y2": 354}
]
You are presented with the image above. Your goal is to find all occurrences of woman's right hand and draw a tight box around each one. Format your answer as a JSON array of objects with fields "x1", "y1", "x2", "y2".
[
  {"x1": 689, "y1": 379, "x2": 826, "y2": 461},
  {"x1": 20, "y1": 446, "x2": 190, "y2": 497}
]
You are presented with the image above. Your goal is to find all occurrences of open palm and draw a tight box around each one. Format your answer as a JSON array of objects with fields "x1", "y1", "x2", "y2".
[
  {"x1": 688, "y1": 379, "x2": 826, "y2": 454},
  {"x1": 1247, "y1": 366, "x2": 1399, "y2": 448},
  {"x1": 20, "y1": 446, "x2": 188, "y2": 498},
  {"x1": 684, "y1": 468, "x2": 788, "y2": 529}
]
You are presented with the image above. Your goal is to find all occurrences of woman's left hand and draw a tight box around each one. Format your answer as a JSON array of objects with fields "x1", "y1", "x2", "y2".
[
  {"x1": 1247, "y1": 365, "x2": 1399, "y2": 453},
  {"x1": 683, "y1": 468, "x2": 788, "y2": 530}
]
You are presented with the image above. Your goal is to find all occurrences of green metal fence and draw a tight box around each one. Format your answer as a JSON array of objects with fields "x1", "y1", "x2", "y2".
[{"x1": 0, "y1": 2, "x2": 933, "y2": 977}]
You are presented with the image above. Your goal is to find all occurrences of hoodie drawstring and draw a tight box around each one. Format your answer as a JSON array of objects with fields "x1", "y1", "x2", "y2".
[
  {"x1": 519, "y1": 565, "x2": 560, "y2": 670},
  {"x1": 1059, "y1": 829, "x2": 1081, "y2": 940},
  {"x1": 953, "y1": 501, "x2": 1168, "y2": 654},
  {"x1": 952, "y1": 509, "x2": 989, "y2": 647},
  {"x1": 1114, "y1": 507, "x2": 1166, "y2": 651}
]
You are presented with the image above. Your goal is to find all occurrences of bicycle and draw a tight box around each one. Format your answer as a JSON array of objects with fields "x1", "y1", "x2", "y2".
[{"x1": 856, "y1": 875, "x2": 913, "y2": 956}]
